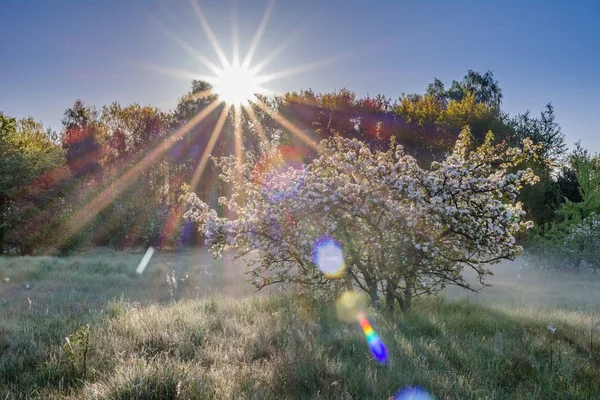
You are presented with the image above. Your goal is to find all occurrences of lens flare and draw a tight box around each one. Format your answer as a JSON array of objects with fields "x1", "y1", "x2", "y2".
[
  {"x1": 394, "y1": 386, "x2": 434, "y2": 400},
  {"x1": 359, "y1": 315, "x2": 388, "y2": 363},
  {"x1": 336, "y1": 290, "x2": 369, "y2": 323},
  {"x1": 136, "y1": 247, "x2": 155, "y2": 275},
  {"x1": 311, "y1": 236, "x2": 345, "y2": 279},
  {"x1": 335, "y1": 292, "x2": 388, "y2": 363}
]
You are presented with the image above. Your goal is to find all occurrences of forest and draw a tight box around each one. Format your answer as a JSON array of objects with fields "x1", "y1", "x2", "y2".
[{"x1": 1, "y1": 70, "x2": 597, "y2": 271}]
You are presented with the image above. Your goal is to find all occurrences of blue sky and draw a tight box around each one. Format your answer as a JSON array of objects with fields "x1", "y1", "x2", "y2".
[{"x1": 1, "y1": 0, "x2": 599, "y2": 153}]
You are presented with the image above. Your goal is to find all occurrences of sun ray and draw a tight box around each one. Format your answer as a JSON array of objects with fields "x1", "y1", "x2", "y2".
[
  {"x1": 157, "y1": 23, "x2": 223, "y2": 75},
  {"x1": 179, "y1": 89, "x2": 216, "y2": 103},
  {"x1": 189, "y1": 0, "x2": 231, "y2": 69},
  {"x1": 141, "y1": 64, "x2": 215, "y2": 83},
  {"x1": 233, "y1": 106, "x2": 244, "y2": 184},
  {"x1": 53, "y1": 99, "x2": 222, "y2": 248},
  {"x1": 230, "y1": 107, "x2": 246, "y2": 208},
  {"x1": 244, "y1": 104, "x2": 270, "y2": 146},
  {"x1": 255, "y1": 99, "x2": 319, "y2": 152},
  {"x1": 254, "y1": 56, "x2": 346, "y2": 87},
  {"x1": 231, "y1": 0, "x2": 240, "y2": 67},
  {"x1": 254, "y1": 87, "x2": 273, "y2": 97},
  {"x1": 233, "y1": 107, "x2": 243, "y2": 162},
  {"x1": 248, "y1": 30, "x2": 301, "y2": 75},
  {"x1": 190, "y1": 104, "x2": 231, "y2": 190},
  {"x1": 254, "y1": 41, "x2": 386, "y2": 84},
  {"x1": 241, "y1": 0, "x2": 276, "y2": 70}
]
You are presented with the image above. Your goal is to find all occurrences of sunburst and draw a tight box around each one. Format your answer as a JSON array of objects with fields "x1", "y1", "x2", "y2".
[
  {"x1": 51, "y1": 0, "x2": 357, "y2": 249},
  {"x1": 156, "y1": 0, "x2": 335, "y2": 184},
  {"x1": 183, "y1": 0, "x2": 275, "y2": 108},
  {"x1": 209, "y1": 61, "x2": 262, "y2": 106},
  {"x1": 153, "y1": 0, "x2": 354, "y2": 110}
]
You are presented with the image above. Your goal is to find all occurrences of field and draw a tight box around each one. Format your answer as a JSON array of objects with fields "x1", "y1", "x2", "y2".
[{"x1": 1, "y1": 248, "x2": 600, "y2": 399}]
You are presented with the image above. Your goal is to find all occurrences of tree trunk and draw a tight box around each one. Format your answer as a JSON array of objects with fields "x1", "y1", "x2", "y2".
[
  {"x1": 402, "y1": 284, "x2": 413, "y2": 312},
  {"x1": 344, "y1": 273, "x2": 354, "y2": 291},
  {"x1": 364, "y1": 275, "x2": 380, "y2": 307},
  {"x1": 385, "y1": 288, "x2": 396, "y2": 312},
  {"x1": 369, "y1": 285, "x2": 380, "y2": 308},
  {"x1": 385, "y1": 278, "x2": 402, "y2": 312}
]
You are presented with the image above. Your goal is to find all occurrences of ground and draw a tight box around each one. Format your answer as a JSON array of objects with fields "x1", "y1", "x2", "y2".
[{"x1": 1, "y1": 248, "x2": 600, "y2": 399}]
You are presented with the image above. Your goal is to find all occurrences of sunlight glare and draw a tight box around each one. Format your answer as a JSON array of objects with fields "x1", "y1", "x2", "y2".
[
  {"x1": 136, "y1": 247, "x2": 156, "y2": 274},
  {"x1": 312, "y1": 236, "x2": 346, "y2": 279},
  {"x1": 212, "y1": 62, "x2": 261, "y2": 106},
  {"x1": 394, "y1": 387, "x2": 434, "y2": 400}
]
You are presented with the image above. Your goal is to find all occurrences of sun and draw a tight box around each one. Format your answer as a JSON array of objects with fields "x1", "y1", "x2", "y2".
[
  {"x1": 150, "y1": 0, "x2": 348, "y2": 111},
  {"x1": 212, "y1": 62, "x2": 260, "y2": 106},
  {"x1": 142, "y1": 0, "x2": 340, "y2": 191}
]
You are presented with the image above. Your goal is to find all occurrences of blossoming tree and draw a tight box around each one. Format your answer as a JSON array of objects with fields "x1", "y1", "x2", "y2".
[{"x1": 183, "y1": 129, "x2": 538, "y2": 310}]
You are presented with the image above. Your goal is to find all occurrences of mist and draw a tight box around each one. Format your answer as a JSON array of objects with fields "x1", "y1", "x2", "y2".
[{"x1": 444, "y1": 254, "x2": 600, "y2": 312}]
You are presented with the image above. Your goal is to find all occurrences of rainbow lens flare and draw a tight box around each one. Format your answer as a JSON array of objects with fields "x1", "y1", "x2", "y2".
[
  {"x1": 312, "y1": 236, "x2": 345, "y2": 279},
  {"x1": 359, "y1": 316, "x2": 388, "y2": 363},
  {"x1": 394, "y1": 386, "x2": 434, "y2": 400}
]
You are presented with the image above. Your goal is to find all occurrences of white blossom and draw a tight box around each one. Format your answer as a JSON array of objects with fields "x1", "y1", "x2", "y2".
[{"x1": 182, "y1": 128, "x2": 538, "y2": 308}]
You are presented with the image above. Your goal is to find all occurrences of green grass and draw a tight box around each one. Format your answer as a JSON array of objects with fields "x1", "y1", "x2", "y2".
[{"x1": 1, "y1": 250, "x2": 600, "y2": 399}]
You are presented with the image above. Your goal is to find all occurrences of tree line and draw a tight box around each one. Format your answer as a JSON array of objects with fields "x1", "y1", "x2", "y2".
[{"x1": 1, "y1": 70, "x2": 597, "y2": 270}]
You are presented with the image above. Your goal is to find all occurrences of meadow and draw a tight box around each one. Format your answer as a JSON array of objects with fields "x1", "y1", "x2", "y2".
[{"x1": 1, "y1": 248, "x2": 600, "y2": 399}]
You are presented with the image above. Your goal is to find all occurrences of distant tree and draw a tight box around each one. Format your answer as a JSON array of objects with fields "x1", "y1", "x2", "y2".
[
  {"x1": 555, "y1": 166, "x2": 581, "y2": 204},
  {"x1": 92, "y1": 180, "x2": 166, "y2": 251},
  {"x1": 101, "y1": 102, "x2": 166, "y2": 157},
  {"x1": 396, "y1": 90, "x2": 509, "y2": 164},
  {"x1": 562, "y1": 212, "x2": 600, "y2": 271},
  {"x1": 255, "y1": 71, "x2": 509, "y2": 167},
  {"x1": 259, "y1": 89, "x2": 328, "y2": 161},
  {"x1": 511, "y1": 103, "x2": 566, "y2": 163},
  {"x1": 99, "y1": 102, "x2": 170, "y2": 198},
  {"x1": 512, "y1": 103, "x2": 567, "y2": 229},
  {"x1": 446, "y1": 70, "x2": 503, "y2": 110},
  {"x1": 1, "y1": 115, "x2": 64, "y2": 194},
  {"x1": 426, "y1": 78, "x2": 447, "y2": 104},
  {"x1": 534, "y1": 148, "x2": 600, "y2": 269},
  {"x1": 183, "y1": 130, "x2": 539, "y2": 311},
  {"x1": 354, "y1": 94, "x2": 398, "y2": 149},
  {"x1": 170, "y1": 80, "x2": 218, "y2": 127},
  {"x1": 61, "y1": 100, "x2": 103, "y2": 180},
  {"x1": 0, "y1": 112, "x2": 67, "y2": 253}
]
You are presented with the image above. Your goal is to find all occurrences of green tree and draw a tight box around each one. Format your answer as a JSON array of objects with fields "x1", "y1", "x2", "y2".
[
  {"x1": 446, "y1": 70, "x2": 503, "y2": 110},
  {"x1": 101, "y1": 103, "x2": 166, "y2": 157},
  {"x1": 0, "y1": 113, "x2": 67, "y2": 253},
  {"x1": 513, "y1": 104, "x2": 567, "y2": 229},
  {"x1": 511, "y1": 103, "x2": 565, "y2": 163},
  {"x1": 534, "y1": 148, "x2": 600, "y2": 269},
  {"x1": 61, "y1": 100, "x2": 103, "y2": 180}
]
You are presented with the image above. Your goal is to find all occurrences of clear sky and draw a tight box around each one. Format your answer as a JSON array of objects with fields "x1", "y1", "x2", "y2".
[{"x1": 1, "y1": 0, "x2": 599, "y2": 153}]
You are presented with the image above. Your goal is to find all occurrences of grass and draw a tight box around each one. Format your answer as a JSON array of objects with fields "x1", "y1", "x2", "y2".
[{"x1": 1, "y1": 249, "x2": 600, "y2": 399}]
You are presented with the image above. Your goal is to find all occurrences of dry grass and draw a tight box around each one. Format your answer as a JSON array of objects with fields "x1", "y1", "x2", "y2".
[{"x1": 1, "y1": 249, "x2": 600, "y2": 399}]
